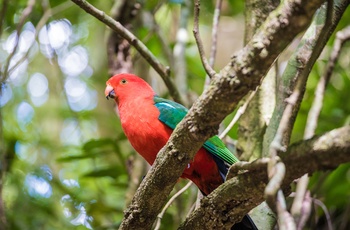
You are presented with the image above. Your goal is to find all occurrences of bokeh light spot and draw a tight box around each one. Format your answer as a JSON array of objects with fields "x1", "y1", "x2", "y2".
[
  {"x1": 18, "y1": 22, "x2": 36, "y2": 53},
  {"x1": 70, "y1": 204, "x2": 93, "y2": 229},
  {"x1": 16, "y1": 101, "x2": 34, "y2": 128},
  {"x1": 47, "y1": 19, "x2": 72, "y2": 50},
  {"x1": 38, "y1": 25, "x2": 54, "y2": 58},
  {"x1": 8, "y1": 55, "x2": 28, "y2": 86},
  {"x1": 25, "y1": 174, "x2": 52, "y2": 198},
  {"x1": 15, "y1": 141, "x2": 38, "y2": 164},
  {"x1": 0, "y1": 83, "x2": 13, "y2": 107},
  {"x1": 62, "y1": 179, "x2": 80, "y2": 188},
  {"x1": 60, "y1": 119, "x2": 81, "y2": 145},
  {"x1": 59, "y1": 46, "x2": 88, "y2": 76},
  {"x1": 27, "y1": 73, "x2": 49, "y2": 106}
]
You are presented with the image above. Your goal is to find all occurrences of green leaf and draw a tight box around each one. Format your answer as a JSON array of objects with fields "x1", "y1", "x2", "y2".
[
  {"x1": 82, "y1": 138, "x2": 116, "y2": 152},
  {"x1": 82, "y1": 166, "x2": 122, "y2": 178}
]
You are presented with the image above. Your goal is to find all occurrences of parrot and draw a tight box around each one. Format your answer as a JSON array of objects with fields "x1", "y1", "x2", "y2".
[{"x1": 105, "y1": 73, "x2": 257, "y2": 230}]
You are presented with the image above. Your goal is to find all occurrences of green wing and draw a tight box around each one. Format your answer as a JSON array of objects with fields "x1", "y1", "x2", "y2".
[
  {"x1": 204, "y1": 136, "x2": 239, "y2": 165},
  {"x1": 154, "y1": 96, "x2": 239, "y2": 165},
  {"x1": 154, "y1": 96, "x2": 187, "y2": 130}
]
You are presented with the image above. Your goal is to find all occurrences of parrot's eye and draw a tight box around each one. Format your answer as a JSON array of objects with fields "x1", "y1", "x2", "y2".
[{"x1": 121, "y1": 79, "x2": 127, "y2": 84}]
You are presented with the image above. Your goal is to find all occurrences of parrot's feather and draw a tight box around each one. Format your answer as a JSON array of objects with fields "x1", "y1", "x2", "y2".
[{"x1": 154, "y1": 96, "x2": 239, "y2": 166}]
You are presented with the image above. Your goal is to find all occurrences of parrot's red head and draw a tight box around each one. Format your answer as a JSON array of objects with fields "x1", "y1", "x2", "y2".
[{"x1": 105, "y1": 73, "x2": 155, "y2": 104}]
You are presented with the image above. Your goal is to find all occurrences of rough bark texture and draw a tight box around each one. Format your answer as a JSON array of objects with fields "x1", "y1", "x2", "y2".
[
  {"x1": 179, "y1": 125, "x2": 350, "y2": 229},
  {"x1": 106, "y1": 0, "x2": 138, "y2": 76},
  {"x1": 119, "y1": 0, "x2": 326, "y2": 229},
  {"x1": 244, "y1": 0, "x2": 280, "y2": 44},
  {"x1": 237, "y1": 0, "x2": 279, "y2": 161}
]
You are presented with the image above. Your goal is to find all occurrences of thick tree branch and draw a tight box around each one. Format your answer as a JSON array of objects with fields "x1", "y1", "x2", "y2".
[
  {"x1": 70, "y1": 0, "x2": 184, "y2": 104},
  {"x1": 180, "y1": 125, "x2": 350, "y2": 229},
  {"x1": 237, "y1": 0, "x2": 279, "y2": 161},
  {"x1": 244, "y1": 0, "x2": 280, "y2": 44},
  {"x1": 118, "y1": 0, "x2": 326, "y2": 229},
  {"x1": 106, "y1": 0, "x2": 138, "y2": 76}
]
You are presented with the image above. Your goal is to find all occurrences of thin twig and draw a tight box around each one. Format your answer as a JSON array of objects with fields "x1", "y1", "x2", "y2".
[
  {"x1": 289, "y1": 191, "x2": 312, "y2": 230},
  {"x1": 0, "y1": 0, "x2": 36, "y2": 83},
  {"x1": 276, "y1": 190, "x2": 296, "y2": 229},
  {"x1": 202, "y1": 0, "x2": 222, "y2": 89},
  {"x1": 7, "y1": 1, "x2": 74, "y2": 76},
  {"x1": 219, "y1": 90, "x2": 256, "y2": 139},
  {"x1": 299, "y1": 191, "x2": 312, "y2": 230},
  {"x1": 150, "y1": 12, "x2": 174, "y2": 69},
  {"x1": 313, "y1": 198, "x2": 333, "y2": 230},
  {"x1": 304, "y1": 25, "x2": 350, "y2": 139},
  {"x1": 186, "y1": 201, "x2": 196, "y2": 218},
  {"x1": 174, "y1": 0, "x2": 190, "y2": 100},
  {"x1": 290, "y1": 175, "x2": 310, "y2": 223},
  {"x1": 70, "y1": 0, "x2": 183, "y2": 104},
  {"x1": 154, "y1": 181, "x2": 193, "y2": 230},
  {"x1": 0, "y1": 0, "x2": 9, "y2": 39},
  {"x1": 209, "y1": 0, "x2": 222, "y2": 68},
  {"x1": 265, "y1": 161, "x2": 286, "y2": 212},
  {"x1": 193, "y1": 0, "x2": 216, "y2": 78}
]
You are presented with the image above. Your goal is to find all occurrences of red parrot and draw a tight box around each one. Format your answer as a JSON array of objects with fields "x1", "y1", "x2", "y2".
[{"x1": 105, "y1": 73, "x2": 257, "y2": 230}]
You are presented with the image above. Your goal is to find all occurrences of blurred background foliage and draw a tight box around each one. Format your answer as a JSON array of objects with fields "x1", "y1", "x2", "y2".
[{"x1": 0, "y1": 0, "x2": 349, "y2": 229}]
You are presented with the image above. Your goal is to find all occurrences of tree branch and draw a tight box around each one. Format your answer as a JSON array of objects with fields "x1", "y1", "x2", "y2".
[
  {"x1": 193, "y1": 0, "x2": 216, "y2": 78},
  {"x1": 263, "y1": 0, "x2": 348, "y2": 155},
  {"x1": 208, "y1": 0, "x2": 222, "y2": 68},
  {"x1": 262, "y1": 3, "x2": 337, "y2": 226},
  {"x1": 304, "y1": 25, "x2": 350, "y2": 139},
  {"x1": 106, "y1": 0, "x2": 138, "y2": 76},
  {"x1": 0, "y1": 0, "x2": 35, "y2": 82},
  {"x1": 154, "y1": 181, "x2": 193, "y2": 230},
  {"x1": 179, "y1": 125, "x2": 350, "y2": 229},
  {"x1": 219, "y1": 90, "x2": 256, "y2": 139},
  {"x1": 70, "y1": 0, "x2": 184, "y2": 104},
  {"x1": 118, "y1": 0, "x2": 326, "y2": 229},
  {"x1": 0, "y1": 0, "x2": 9, "y2": 39},
  {"x1": 290, "y1": 174, "x2": 310, "y2": 226},
  {"x1": 237, "y1": 0, "x2": 279, "y2": 162}
]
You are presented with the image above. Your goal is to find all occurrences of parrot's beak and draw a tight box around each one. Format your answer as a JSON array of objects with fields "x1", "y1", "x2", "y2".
[{"x1": 105, "y1": 85, "x2": 116, "y2": 100}]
